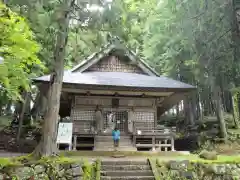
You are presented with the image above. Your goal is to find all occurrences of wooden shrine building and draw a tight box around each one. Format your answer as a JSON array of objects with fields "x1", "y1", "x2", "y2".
[{"x1": 34, "y1": 43, "x2": 195, "y2": 151}]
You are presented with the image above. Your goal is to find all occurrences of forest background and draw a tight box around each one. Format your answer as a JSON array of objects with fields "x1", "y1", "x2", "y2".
[{"x1": 1, "y1": 0, "x2": 240, "y2": 155}]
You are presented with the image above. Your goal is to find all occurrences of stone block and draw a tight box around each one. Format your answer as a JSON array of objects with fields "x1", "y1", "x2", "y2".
[
  {"x1": 199, "y1": 150, "x2": 217, "y2": 160},
  {"x1": 34, "y1": 165, "x2": 45, "y2": 174},
  {"x1": 180, "y1": 171, "x2": 197, "y2": 180},
  {"x1": 169, "y1": 160, "x2": 189, "y2": 170},
  {"x1": 212, "y1": 164, "x2": 226, "y2": 175}
]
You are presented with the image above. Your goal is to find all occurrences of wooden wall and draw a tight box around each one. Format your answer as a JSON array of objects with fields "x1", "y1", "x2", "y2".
[{"x1": 84, "y1": 55, "x2": 146, "y2": 74}]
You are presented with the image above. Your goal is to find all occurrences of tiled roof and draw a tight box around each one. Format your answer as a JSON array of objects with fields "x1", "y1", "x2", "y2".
[{"x1": 34, "y1": 71, "x2": 195, "y2": 89}]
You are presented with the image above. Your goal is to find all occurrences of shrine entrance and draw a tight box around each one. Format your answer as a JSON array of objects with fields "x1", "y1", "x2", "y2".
[{"x1": 102, "y1": 109, "x2": 129, "y2": 134}]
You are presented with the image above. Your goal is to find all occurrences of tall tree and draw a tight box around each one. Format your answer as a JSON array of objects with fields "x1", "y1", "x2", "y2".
[{"x1": 34, "y1": 0, "x2": 75, "y2": 157}]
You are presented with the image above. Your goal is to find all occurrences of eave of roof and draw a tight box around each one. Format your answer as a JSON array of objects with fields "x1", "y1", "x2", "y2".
[{"x1": 33, "y1": 71, "x2": 196, "y2": 90}]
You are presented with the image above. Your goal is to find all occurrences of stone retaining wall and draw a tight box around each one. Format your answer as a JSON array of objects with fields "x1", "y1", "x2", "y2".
[
  {"x1": 155, "y1": 159, "x2": 240, "y2": 179},
  {"x1": 0, "y1": 158, "x2": 96, "y2": 180}
]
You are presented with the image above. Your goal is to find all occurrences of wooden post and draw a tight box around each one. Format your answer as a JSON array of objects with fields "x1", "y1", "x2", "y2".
[
  {"x1": 171, "y1": 136, "x2": 174, "y2": 151},
  {"x1": 133, "y1": 135, "x2": 136, "y2": 147},
  {"x1": 132, "y1": 121, "x2": 136, "y2": 146},
  {"x1": 159, "y1": 140, "x2": 161, "y2": 151},
  {"x1": 164, "y1": 139, "x2": 167, "y2": 151},
  {"x1": 73, "y1": 135, "x2": 77, "y2": 151},
  {"x1": 152, "y1": 136, "x2": 155, "y2": 151}
]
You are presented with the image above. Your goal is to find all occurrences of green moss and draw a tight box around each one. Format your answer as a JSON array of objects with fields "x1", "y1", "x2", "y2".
[
  {"x1": 61, "y1": 150, "x2": 184, "y2": 157},
  {"x1": 0, "y1": 157, "x2": 21, "y2": 167},
  {"x1": 37, "y1": 156, "x2": 80, "y2": 165},
  {"x1": 13, "y1": 153, "x2": 34, "y2": 162},
  {"x1": 95, "y1": 159, "x2": 101, "y2": 180},
  {"x1": 156, "y1": 154, "x2": 240, "y2": 164},
  {"x1": 149, "y1": 158, "x2": 160, "y2": 180}
]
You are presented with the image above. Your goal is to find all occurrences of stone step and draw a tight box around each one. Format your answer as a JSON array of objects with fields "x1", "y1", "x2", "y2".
[
  {"x1": 102, "y1": 160, "x2": 148, "y2": 166},
  {"x1": 95, "y1": 140, "x2": 132, "y2": 144},
  {"x1": 95, "y1": 140, "x2": 132, "y2": 143},
  {"x1": 101, "y1": 170, "x2": 153, "y2": 177},
  {"x1": 95, "y1": 143, "x2": 133, "y2": 146},
  {"x1": 94, "y1": 146, "x2": 135, "y2": 149},
  {"x1": 94, "y1": 147, "x2": 137, "y2": 151},
  {"x1": 101, "y1": 176, "x2": 155, "y2": 180},
  {"x1": 95, "y1": 136, "x2": 131, "y2": 140},
  {"x1": 101, "y1": 165, "x2": 151, "y2": 171}
]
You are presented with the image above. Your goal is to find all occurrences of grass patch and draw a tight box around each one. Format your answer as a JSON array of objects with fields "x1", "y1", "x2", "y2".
[
  {"x1": 0, "y1": 154, "x2": 83, "y2": 168},
  {"x1": 61, "y1": 150, "x2": 185, "y2": 157},
  {"x1": 0, "y1": 157, "x2": 22, "y2": 167},
  {"x1": 157, "y1": 154, "x2": 240, "y2": 164}
]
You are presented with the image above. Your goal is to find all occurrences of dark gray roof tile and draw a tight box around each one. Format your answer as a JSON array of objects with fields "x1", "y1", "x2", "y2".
[{"x1": 34, "y1": 71, "x2": 195, "y2": 89}]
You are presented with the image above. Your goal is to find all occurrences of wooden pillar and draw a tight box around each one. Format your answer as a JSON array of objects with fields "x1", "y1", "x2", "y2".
[
  {"x1": 73, "y1": 135, "x2": 77, "y2": 151},
  {"x1": 133, "y1": 135, "x2": 136, "y2": 147},
  {"x1": 152, "y1": 136, "x2": 156, "y2": 151},
  {"x1": 171, "y1": 136, "x2": 175, "y2": 151},
  {"x1": 132, "y1": 121, "x2": 136, "y2": 146},
  {"x1": 158, "y1": 140, "x2": 161, "y2": 151},
  {"x1": 164, "y1": 139, "x2": 167, "y2": 151},
  {"x1": 128, "y1": 110, "x2": 134, "y2": 133}
]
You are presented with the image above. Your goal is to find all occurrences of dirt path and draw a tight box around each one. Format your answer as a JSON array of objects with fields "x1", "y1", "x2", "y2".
[{"x1": 0, "y1": 151, "x2": 26, "y2": 157}]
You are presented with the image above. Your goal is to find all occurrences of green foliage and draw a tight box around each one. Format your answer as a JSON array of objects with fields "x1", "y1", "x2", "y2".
[
  {"x1": 0, "y1": 2, "x2": 43, "y2": 100},
  {"x1": 0, "y1": 115, "x2": 11, "y2": 128},
  {"x1": 95, "y1": 159, "x2": 101, "y2": 180},
  {"x1": 82, "y1": 160, "x2": 94, "y2": 180}
]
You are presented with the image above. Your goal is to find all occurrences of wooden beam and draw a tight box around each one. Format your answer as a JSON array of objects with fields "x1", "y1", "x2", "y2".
[{"x1": 62, "y1": 88, "x2": 173, "y2": 97}]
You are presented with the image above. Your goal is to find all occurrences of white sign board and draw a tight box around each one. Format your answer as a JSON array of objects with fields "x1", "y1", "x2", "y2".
[{"x1": 56, "y1": 122, "x2": 73, "y2": 146}]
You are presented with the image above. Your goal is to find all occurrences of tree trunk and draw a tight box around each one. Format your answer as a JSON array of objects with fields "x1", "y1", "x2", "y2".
[
  {"x1": 33, "y1": 0, "x2": 75, "y2": 157},
  {"x1": 184, "y1": 97, "x2": 195, "y2": 126},
  {"x1": 17, "y1": 91, "x2": 29, "y2": 141},
  {"x1": 176, "y1": 102, "x2": 180, "y2": 119},
  {"x1": 231, "y1": 92, "x2": 240, "y2": 129},
  {"x1": 212, "y1": 84, "x2": 228, "y2": 141},
  {"x1": 30, "y1": 92, "x2": 40, "y2": 120}
]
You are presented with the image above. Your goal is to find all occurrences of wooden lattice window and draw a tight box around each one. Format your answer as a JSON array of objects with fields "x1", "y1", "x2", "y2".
[
  {"x1": 135, "y1": 111, "x2": 154, "y2": 130},
  {"x1": 71, "y1": 109, "x2": 96, "y2": 121}
]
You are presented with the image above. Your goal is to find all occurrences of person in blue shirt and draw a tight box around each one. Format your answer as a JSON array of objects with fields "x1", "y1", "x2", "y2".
[{"x1": 112, "y1": 127, "x2": 120, "y2": 150}]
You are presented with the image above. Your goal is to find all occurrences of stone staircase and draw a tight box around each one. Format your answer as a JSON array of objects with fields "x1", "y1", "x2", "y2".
[
  {"x1": 94, "y1": 135, "x2": 137, "y2": 151},
  {"x1": 100, "y1": 159, "x2": 155, "y2": 180}
]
